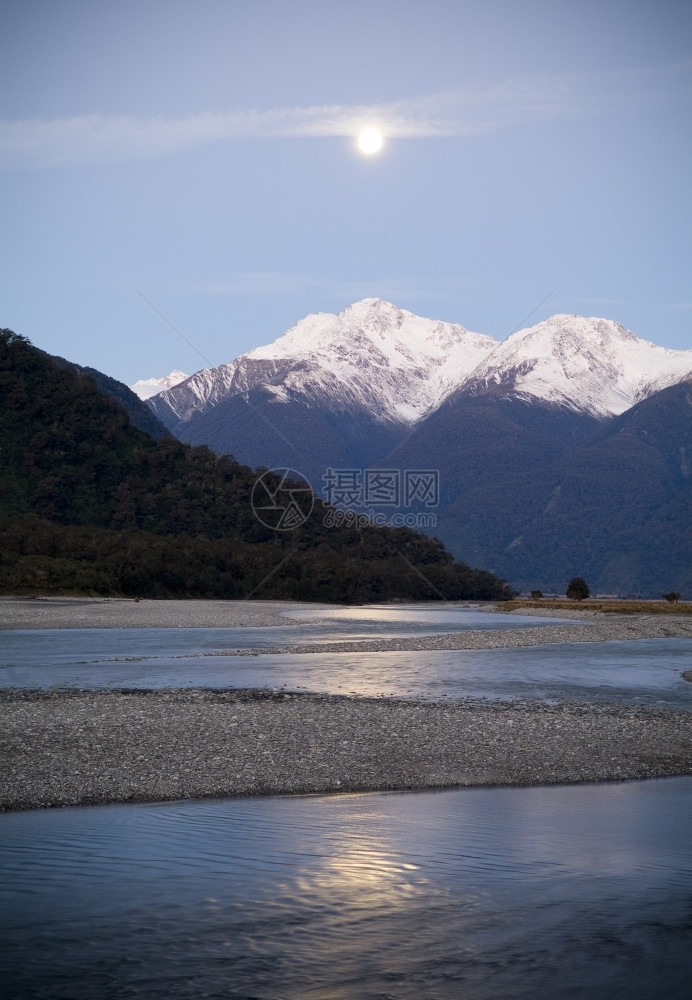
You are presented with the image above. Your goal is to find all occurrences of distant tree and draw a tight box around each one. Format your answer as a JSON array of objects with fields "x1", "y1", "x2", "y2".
[
  {"x1": 566, "y1": 576, "x2": 589, "y2": 601},
  {"x1": 662, "y1": 591, "x2": 681, "y2": 603},
  {"x1": 530, "y1": 589, "x2": 543, "y2": 599}
]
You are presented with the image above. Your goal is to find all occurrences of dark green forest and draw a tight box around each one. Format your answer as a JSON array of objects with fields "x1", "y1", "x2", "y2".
[{"x1": 0, "y1": 329, "x2": 513, "y2": 602}]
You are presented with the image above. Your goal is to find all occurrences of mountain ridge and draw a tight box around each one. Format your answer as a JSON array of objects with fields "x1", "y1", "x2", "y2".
[
  {"x1": 130, "y1": 370, "x2": 188, "y2": 400},
  {"x1": 137, "y1": 300, "x2": 692, "y2": 426}
]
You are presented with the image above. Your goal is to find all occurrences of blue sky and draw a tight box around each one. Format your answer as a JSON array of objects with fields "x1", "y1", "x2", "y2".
[{"x1": 2, "y1": 0, "x2": 691, "y2": 384}]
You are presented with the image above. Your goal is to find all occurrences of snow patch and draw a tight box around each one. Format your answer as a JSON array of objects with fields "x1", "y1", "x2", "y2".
[{"x1": 130, "y1": 370, "x2": 189, "y2": 400}]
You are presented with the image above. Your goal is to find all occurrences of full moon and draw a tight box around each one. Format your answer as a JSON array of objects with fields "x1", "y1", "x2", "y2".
[{"x1": 357, "y1": 128, "x2": 383, "y2": 156}]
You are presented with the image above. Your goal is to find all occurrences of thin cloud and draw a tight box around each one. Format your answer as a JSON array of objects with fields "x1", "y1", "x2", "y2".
[{"x1": 1, "y1": 65, "x2": 688, "y2": 170}]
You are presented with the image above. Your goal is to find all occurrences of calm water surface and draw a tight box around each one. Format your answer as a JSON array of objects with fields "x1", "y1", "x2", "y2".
[{"x1": 1, "y1": 779, "x2": 691, "y2": 999}]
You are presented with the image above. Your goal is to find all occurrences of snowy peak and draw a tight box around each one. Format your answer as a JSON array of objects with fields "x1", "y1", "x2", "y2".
[
  {"x1": 130, "y1": 370, "x2": 189, "y2": 400},
  {"x1": 248, "y1": 297, "x2": 499, "y2": 423},
  {"x1": 343, "y1": 297, "x2": 405, "y2": 322},
  {"x1": 247, "y1": 298, "x2": 493, "y2": 365},
  {"x1": 152, "y1": 299, "x2": 499, "y2": 426},
  {"x1": 461, "y1": 314, "x2": 692, "y2": 417}
]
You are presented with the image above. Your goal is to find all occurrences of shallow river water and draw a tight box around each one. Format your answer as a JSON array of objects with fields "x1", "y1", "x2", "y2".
[
  {"x1": 2, "y1": 780, "x2": 691, "y2": 999},
  {"x1": 2, "y1": 605, "x2": 691, "y2": 998},
  {"x1": 1, "y1": 606, "x2": 690, "y2": 709}
]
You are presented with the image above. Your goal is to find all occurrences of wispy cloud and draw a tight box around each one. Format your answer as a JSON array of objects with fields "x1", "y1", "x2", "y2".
[
  {"x1": 0, "y1": 86, "x2": 560, "y2": 170},
  {"x1": 1, "y1": 64, "x2": 688, "y2": 170}
]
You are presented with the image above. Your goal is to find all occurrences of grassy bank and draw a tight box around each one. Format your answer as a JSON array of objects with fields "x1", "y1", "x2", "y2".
[{"x1": 501, "y1": 599, "x2": 692, "y2": 615}]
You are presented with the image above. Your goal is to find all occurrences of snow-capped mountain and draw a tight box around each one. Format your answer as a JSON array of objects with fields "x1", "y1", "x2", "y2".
[
  {"x1": 148, "y1": 299, "x2": 497, "y2": 427},
  {"x1": 144, "y1": 302, "x2": 692, "y2": 429},
  {"x1": 133, "y1": 300, "x2": 692, "y2": 594},
  {"x1": 130, "y1": 370, "x2": 188, "y2": 401},
  {"x1": 458, "y1": 314, "x2": 692, "y2": 417}
]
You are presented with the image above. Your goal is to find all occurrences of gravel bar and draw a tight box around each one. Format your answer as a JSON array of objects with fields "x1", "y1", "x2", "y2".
[
  {"x1": 2, "y1": 689, "x2": 691, "y2": 812},
  {"x1": 0, "y1": 597, "x2": 333, "y2": 630}
]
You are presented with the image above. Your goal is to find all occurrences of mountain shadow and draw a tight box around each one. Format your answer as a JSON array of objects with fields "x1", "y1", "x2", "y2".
[{"x1": 397, "y1": 382, "x2": 692, "y2": 596}]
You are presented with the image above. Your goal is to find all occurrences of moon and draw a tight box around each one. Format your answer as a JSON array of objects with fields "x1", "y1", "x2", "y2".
[{"x1": 357, "y1": 128, "x2": 384, "y2": 156}]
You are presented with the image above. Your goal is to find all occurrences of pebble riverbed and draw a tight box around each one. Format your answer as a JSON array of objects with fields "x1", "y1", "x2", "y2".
[{"x1": 1, "y1": 598, "x2": 691, "y2": 811}]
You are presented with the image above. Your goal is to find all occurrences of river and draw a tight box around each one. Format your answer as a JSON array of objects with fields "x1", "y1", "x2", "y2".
[{"x1": 1, "y1": 605, "x2": 691, "y2": 997}]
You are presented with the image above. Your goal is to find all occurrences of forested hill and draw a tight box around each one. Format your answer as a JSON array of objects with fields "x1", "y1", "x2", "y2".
[
  {"x1": 55, "y1": 356, "x2": 172, "y2": 442},
  {"x1": 0, "y1": 329, "x2": 513, "y2": 602}
]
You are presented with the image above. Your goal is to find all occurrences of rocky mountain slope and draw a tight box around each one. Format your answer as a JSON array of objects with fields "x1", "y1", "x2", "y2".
[
  {"x1": 143, "y1": 301, "x2": 692, "y2": 446},
  {"x1": 144, "y1": 299, "x2": 497, "y2": 426},
  {"x1": 142, "y1": 300, "x2": 501, "y2": 478}
]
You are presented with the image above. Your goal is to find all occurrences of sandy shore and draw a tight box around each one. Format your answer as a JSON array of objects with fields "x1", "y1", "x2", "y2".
[{"x1": 1, "y1": 597, "x2": 690, "y2": 811}]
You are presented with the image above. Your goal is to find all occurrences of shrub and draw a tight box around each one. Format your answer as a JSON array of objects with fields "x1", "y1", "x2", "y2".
[
  {"x1": 530, "y1": 589, "x2": 543, "y2": 599},
  {"x1": 566, "y1": 576, "x2": 589, "y2": 601},
  {"x1": 662, "y1": 591, "x2": 681, "y2": 603}
]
